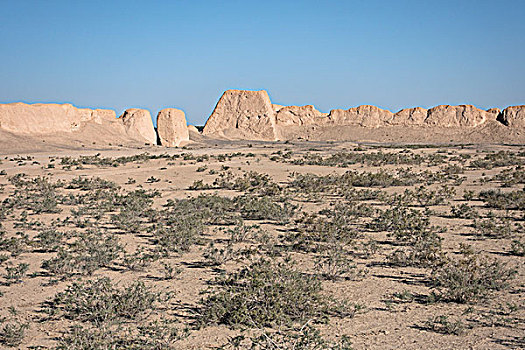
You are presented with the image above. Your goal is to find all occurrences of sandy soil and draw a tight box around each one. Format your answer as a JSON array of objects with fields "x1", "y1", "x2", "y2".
[{"x1": 0, "y1": 136, "x2": 523, "y2": 349}]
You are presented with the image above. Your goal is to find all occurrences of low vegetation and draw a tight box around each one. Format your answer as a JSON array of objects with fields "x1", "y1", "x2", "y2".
[{"x1": 0, "y1": 144, "x2": 523, "y2": 348}]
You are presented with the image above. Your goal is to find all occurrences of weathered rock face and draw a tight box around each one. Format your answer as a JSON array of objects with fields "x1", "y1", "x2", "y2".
[
  {"x1": 156, "y1": 108, "x2": 189, "y2": 147},
  {"x1": 498, "y1": 106, "x2": 525, "y2": 127},
  {"x1": 487, "y1": 108, "x2": 501, "y2": 116},
  {"x1": 389, "y1": 107, "x2": 428, "y2": 126},
  {"x1": 187, "y1": 125, "x2": 200, "y2": 134},
  {"x1": 272, "y1": 104, "x2": 284, "y2": 113},
  {"x1": 327, "y1": 105, "x2": 393, "y2": 127},
  {"x1": 275, "y1": 105, "x2": 327, "y2": 126},
  {"x1": 120, "y1": 108, "x2": 157, "y2": 145},
  {"x1": 425, "y1": 105, "x2": 491, "y2": 127},
  {"x1": 202, "y1": 90, "x2": 278, "y2": 141},
  {"x1": 0, "y1": 102, "x2": 116, "y2": 134}
]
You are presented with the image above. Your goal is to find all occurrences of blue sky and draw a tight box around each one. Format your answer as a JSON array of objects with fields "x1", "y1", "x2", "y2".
[{"x1": 1, "y1": 0, "x2": 524, "y2": 125}]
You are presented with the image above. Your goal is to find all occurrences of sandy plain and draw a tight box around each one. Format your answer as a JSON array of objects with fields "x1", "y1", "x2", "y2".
[{"x1": 0, "y1": 136, "x2": 523, "y2": 349}]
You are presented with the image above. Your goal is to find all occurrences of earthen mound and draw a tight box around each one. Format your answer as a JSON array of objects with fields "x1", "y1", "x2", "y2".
[
  {"x1": 327, "y1": 105, "x2": 393, "y2": 127},
  {"x1": 0, "y1": 102, "x2": 116, "y2": 134},
  {"x1": 202, "y1": 90, "x2": 278, "y2": 141},
  {"x1": 120, "y1": 108, "x2": 157, "y2": 145},
  {"x1": 498, "y1": 106, "x2": 525, "y2": 127},
  {"x1": 157, "y1": 108, "x2": 189, "y2": 147}
]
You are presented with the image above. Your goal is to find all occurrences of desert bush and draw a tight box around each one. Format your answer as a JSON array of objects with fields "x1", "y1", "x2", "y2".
[
  {"x1": 491, "y1": 167, "x2": 525, "y2": 187},
  {"x1": 439, "y1": 164, "x2": 464, "y2": 175},
  {"x1": 121, "y1": 248, "x2": 160, "y2": 271},
  {"x1": 33, "y1": 228, "x2": 68, "y2": 252},
  {"x1": 321, "y1": 202, "x2": 374, "y2": 222},
  {"x1": 315, "y1": 241, "x2": 360, "y2": 281},
  {"x1": 55, "y1": 325, "x2": 120, "y2": 350},
  {"x1": 151, "y1": 214, "x2": 204, "y2": 255},
  {"x1": 472, "y1": 215, "x2": 518, "y2": 239},
  {"x1": 510, "y1": 239, "x2": 525, "y2": 256},
  {"x1": 359, "y1": 239, "x2": 381, "y2": 258},
  {"x1": 422, "y1": 315, "x2": 465, "y2": 335},
  {"x1": 3, "y1": 263, "x2": 29, "y2": 284},
  {"x1": 66, "y1": 176, "x2": 119, "y2": 191},
  {"x1": 226, "y1": 220, "x2": 260, "y2": 243},
  {"x1": 70, "y1": 231, "x2": 123, "y2": 275},
  {"x1": 450, "y1": 204, "x2": 479, "y2": 219},
  {"x1": 161, "y1": 262, "x2": 182, "y2": 280},
  {"x1": 219, "y1": 324, "x2": 352, "y2": 350},
  {"x1": 387, "y1": 236, "x2": 445, "y2": 268},
  {"x1": 188, "y1": 179, "x2": 214, "y2": 190},
  {"x1": 203, "y1": 241, "x2": 236, "y2": 266},
  {"x1": 213, "y1": 170, "x2": 285, "y2": 197},
  {"x1": 369, "y1": 206, "x2": 437, "y2": 242},
  {"x1": 288, "y1": 169, "x2": 423, "y2": 195},
  {"x1": 289, "y1": 150, "x2": 429, "y2": 167},
  {"x1": 469, "y1": 151, "x2": 524, "y2": 169},
  {"x1": 479, "y1": 189, "x2": 525, "y2": 210},
  {"x1": 0, "y1": 321, "x2": 29, "y2": 347},
  {"x1": 342, "y1": 188, "x2": 386, "y2": 202},
  {"x1": 412, "y1": 185, "x2": 456, "y2": 207},
  {"x1": 112, "y1": 189, "x2": 159, "y2": 233},
  {"x1": 463, "y1": 190, "x2": 475, "y2": 201},
  {"x1": 164, "y1": 194, "x2": 239, "y2": 225},
  {"x1": 7, "y1": 175, "x2": 63, "y2": 213},
  {"x1": 235, "y1": 195, "x2": 296, "y2": 223},
  {"x1": 371, "y1": 205, "x2": 445, "y2": 267},
  {"x1": 199, "y1": 259, "x2": 339, "y2": 328},
  {"x1": 431, "y1": 245, "x2": 516, "y2": 303},
  {"x1": 41, "y1": 249, "x2": 76, "y2": 277},
  {"x1": 45, "y1": 277, "x2": 160, "y2": 324},
  {"x1": 60, "y1": 152, "x2": 179, "y2": 168},
  {"x1": 55, "y1": 319, "x2": 188, "y2": 350},
  {"x1": 0, "y1": 231, "x2": 29, "y2": 257},
  {"x1": 286, "y1": 209, "x2": 359, "y2": 253},
  {"x1": 41, "y1": 229, "x2": 123, "y2": 277}
]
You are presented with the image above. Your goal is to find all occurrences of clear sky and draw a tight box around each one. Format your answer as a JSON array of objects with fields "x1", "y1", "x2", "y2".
[{"x1": 1, "y1": 0, "x2": 524, "y2": 126}]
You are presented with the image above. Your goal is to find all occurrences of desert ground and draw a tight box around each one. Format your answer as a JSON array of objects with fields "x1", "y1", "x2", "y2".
[{"x1": 0, "y1": 138, "x2": 523, "y2": 349}]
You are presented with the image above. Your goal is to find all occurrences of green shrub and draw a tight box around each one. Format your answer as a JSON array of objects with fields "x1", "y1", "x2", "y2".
[
  {"x1": 121, "y1": 248, "x2": 160, "y2": 271},
  {"x1": 4, "y1": 263, "x2": 29, "y2": 284},
  {"x1": 286, "y1": 210, "x2": 359, "y2": 253},
  {"x1": 151, "y1": 215, "x2": 204, "y2": 254},
  {"x1": 387, "y1": 236, "x2": 445, "y2": 268},
  {"x1": 203, "y1": 241, "x2": 236, "y2": 267},
  {"x1": 315, "y1": 241, "x2": 359, "y2": 281},
  {"x1": 412, "y1": 185, "x2": 456, "y2": 207},
  {"x1": 188, "y1": 179, "x2": 214, "y2": 190},
  {"x1": 56, "y1": 319, "x2": 188, "y2": 350},
  {"x1": 33, "y1": 228, "x2": 68, "y2": 252},
  {"x1": 0, "y1": 321, "x2": 29, "y2": 347},
  {"x1": 472, "y1": 215, "x2": 517, "y2": 239},
  {"x1": 66, "y1": 177, "x2": 119, "y2": 191},
  {"x1": 235, "y1": 195, "x2": 296, "y2": 223},
  {"x1": 510, "y1": 239, "x2": 525, "y2": 256},
  {"x1": 431, "y1": 246, "x2": 516, "y2": 303},
  {"x1": 450, "y1": 204, "x2": 479, "y2": 219},
  {"x1": 219, "y1": 324, "x2": 352, "y2": 350},
  {"x1": 479, "y1": 189, "x2": 525, "y2": 210},
  {"x1": 7, "y1": 175, "x2": 63, "y2": 213},
  {"x1": 469, "y1": 151, "x2": 524, "y2": 169},
  {"x1": 371, "y1": 205, "x2": 445, "y2": 267},
  {"x1": 41, "y1": 230, "x2": 123, "y2": 277},
  {"x1": 199, "y1": 259, "x2": 336, "y2": 328},
  {"x1": 45, "y1": 277, "x2": 160, "y2": 324},
  {"x1": 422, "y1": 315, "x2": 465, "y2": 335}
]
